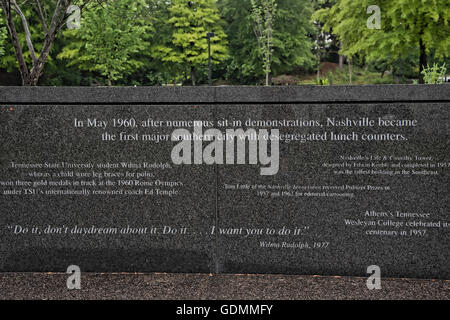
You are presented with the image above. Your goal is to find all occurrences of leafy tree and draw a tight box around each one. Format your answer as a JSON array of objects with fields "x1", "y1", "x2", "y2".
[
  {"x1": 0, "y1": 11, "x2": 6, "y2": 57},
  {"x1": 152, "y1": 0, "x2": 229, "y2": 86},
  {"x1": 314, "y1": 0, "x2": 450, "y2": 83},
  {"x1": 251, "y1": 0, "x2": 276, "y2": 86},
  {"x1": 58, "y1": 0, "x2": 152, "y2": 86},
  {"x1": 40, "y1": 35, "x2": 98, "y2": 86},
  {"x1": 219, "y1": 0, "x2": 315, "y2": 84},
  {"x1": 311, "y1": 0, "x2": 341, "y2": 80},
  {"x1": 0, "y1": 5, "x2": 69, "y2": 85},
  {"x1": 147, "y1": 0, "x2": 183, "y2": 85},
  {"x1": 0, "y1": 0, "x2": 97, "y2": 86}
]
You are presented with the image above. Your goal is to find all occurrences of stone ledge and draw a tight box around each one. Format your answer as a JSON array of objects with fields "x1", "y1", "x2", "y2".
[{"x1": 1, "y1": 85, "x2": 448, "y2": 104}]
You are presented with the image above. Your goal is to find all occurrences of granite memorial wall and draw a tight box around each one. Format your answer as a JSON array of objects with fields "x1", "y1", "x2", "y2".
[{"x1": 0, "y1": 86, "x2": 448, "y2": 279}]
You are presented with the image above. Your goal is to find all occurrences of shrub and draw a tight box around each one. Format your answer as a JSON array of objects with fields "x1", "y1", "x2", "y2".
[{"x1": 421, "y1": 63, "x2": 447, "y2": 84}]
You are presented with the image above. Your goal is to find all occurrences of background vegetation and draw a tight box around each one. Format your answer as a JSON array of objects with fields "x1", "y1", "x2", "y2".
[{"x1": 0, "y1": 0, "x2": 448, "y2": 86}]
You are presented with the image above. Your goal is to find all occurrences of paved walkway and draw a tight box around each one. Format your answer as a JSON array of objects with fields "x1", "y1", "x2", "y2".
[{"x1": 0, "y1": 273, "x2": 448, "y2": 300}]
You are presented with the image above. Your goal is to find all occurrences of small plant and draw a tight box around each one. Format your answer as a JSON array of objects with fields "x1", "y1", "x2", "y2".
[
  {"x1": 327, "y1": 72, "x2": 333, "y2": 85},
  {"x1": 316, "y1": 78, "x2": 328, "y2": 85},
  {"x1": 421, "y1": 63, "x2": 447, "y2": 84}
]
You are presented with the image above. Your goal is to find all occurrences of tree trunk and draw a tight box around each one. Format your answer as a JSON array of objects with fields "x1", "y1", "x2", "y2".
[
  {"x1": 1, "y1": 0, "x2": 69, "y2": 86},
  {"x1": 348, "y1": 59, "x2": 352, "y2": 84},
  {"x1": 419, "y1": 38, "x2": 427, "y2": 84},
  {"x1": 191, "y1": 67, "x2": 196, "y2": 86},
  {"x1": 265, "y1": 17, "x2": 272, "y2": 86},
  {"x1": 339, "y1": 55, "x2": 344, "y2": 69},
  {"x1": 27, "y1": 32, "x2": 58, "y2": 86},
  {"x1": 316, "y1": 47, "x2": 321, "y2": 82},
  {"x1": 22, "y1": 75, "x2": 38, "y2": 86},
  {"x1": 339, "y1": 42, "x2": 344, "y2": 69},
  {"x1": 1, "y1": 2, "x2": 30, "y2": 85}
]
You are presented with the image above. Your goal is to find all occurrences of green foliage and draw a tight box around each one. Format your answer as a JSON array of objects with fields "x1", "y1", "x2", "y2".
[
  {"x1": 421, "y1": 63, "x2": 447, "y2": 84},
  {"x1": 1, "y1": 0, "x2": 448, "y2": 86},
  {"x1": 298, "y1": 65, "x2": 396, "y2": 85},
  {"x1": 146, "y1": 1, "x2": 179, "y2": 84},
  {"x1": 316, "y1": 77, "x2": 327, "y2": 85},
  {"x1": 274, "y1": 0, "x2": 315, "y2": 72},
  {"x1": 219, "y1": 0, "x2": 315, "y2": 84},
  {"x1": 58, "y1": 0, "x2": 153, "y2": 85},
  {"x1": 152, "y1": 0, "x2": 229, "y2": 85},
  {"x1": 251, "y1": 0, "x2": 276, "y2": 84},
  {"x1": 218, "y1": 0, "x2": 260, "y2": 82},
  {"x1": 367, "y1": 55, "x2": 419, "y2": 80},
  {"x1": 313, "y1": 0, "x2": 450, "y2": 65},
  {"x1": 327, "y1": 71, "x2": 333, "y2": 85},
  {"x1": 312, "y1": 1, "x2": 338, "y2": 73},
  {"x1": 0, "y1": 12, "x2": 6, "y2": 57}
]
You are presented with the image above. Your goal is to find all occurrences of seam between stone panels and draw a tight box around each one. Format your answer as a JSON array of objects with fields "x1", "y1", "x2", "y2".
[
  {"x1": 213, "y1": 99, "x2": 220, "y2": 274},
  {"x1": 213, "y1": 88, "x2": 220, "y2": 274}
]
